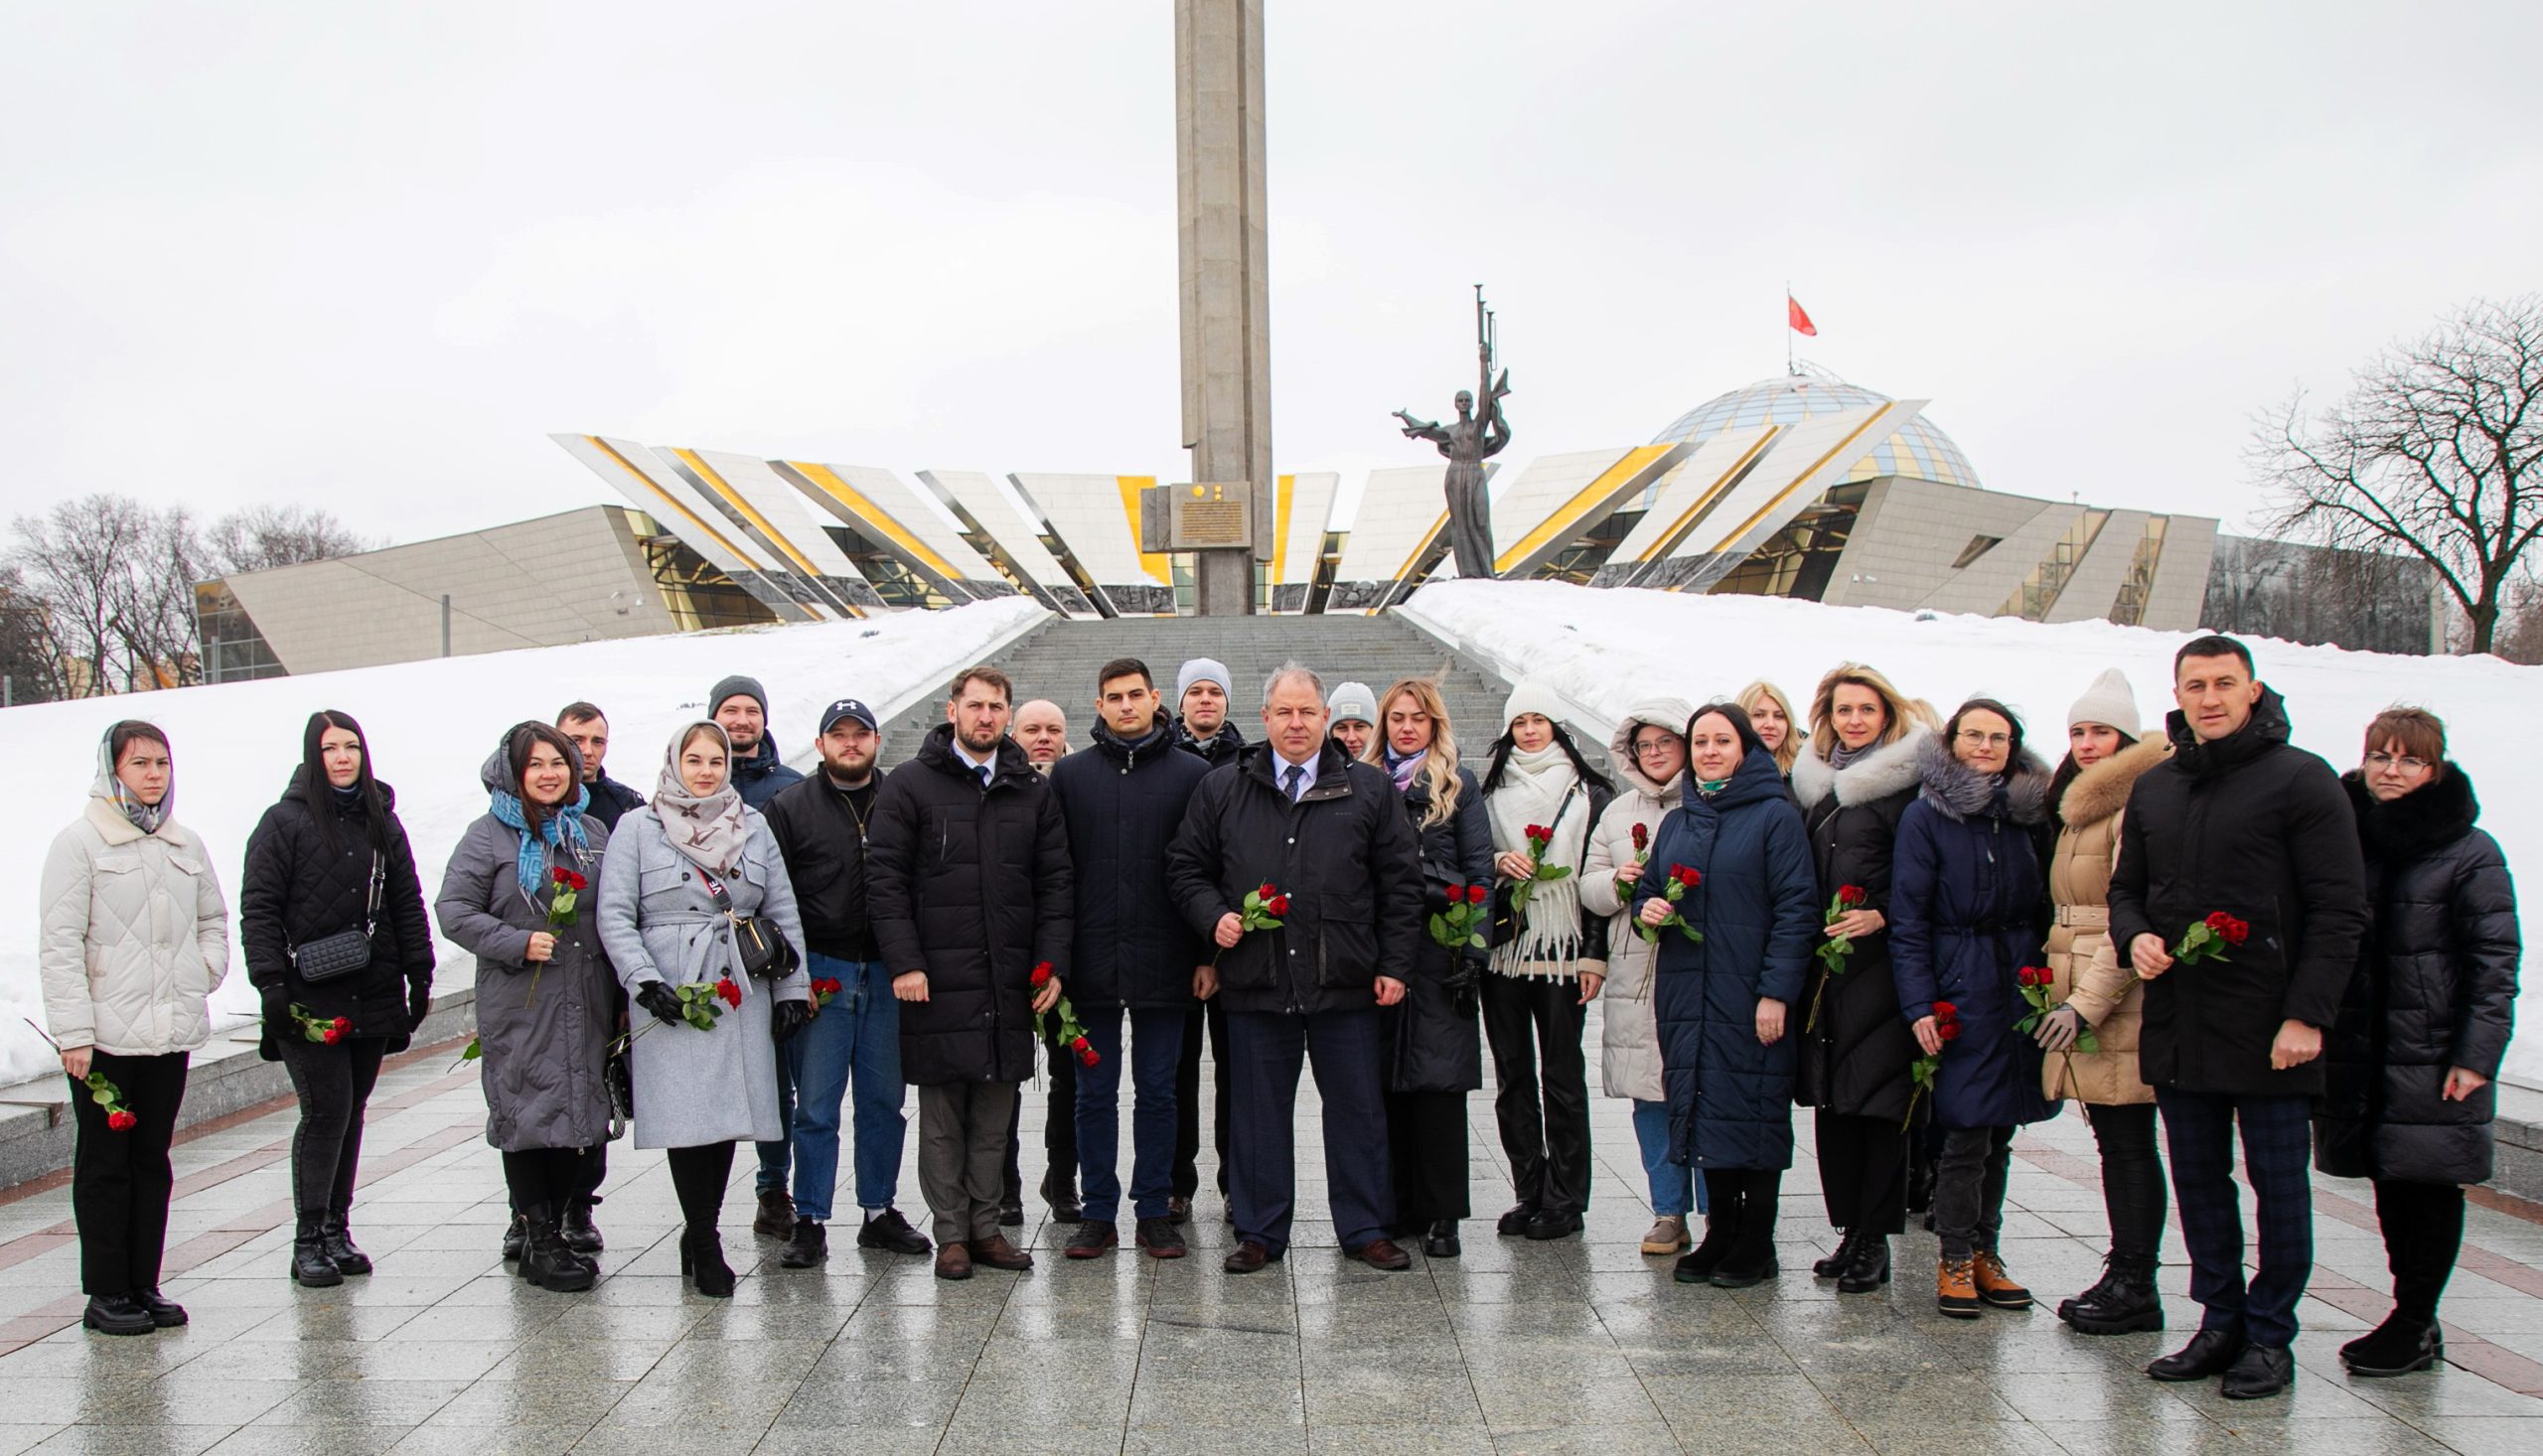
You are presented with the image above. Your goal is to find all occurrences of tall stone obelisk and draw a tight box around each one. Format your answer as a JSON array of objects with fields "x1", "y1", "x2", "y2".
[{"x1": 1175, "y1": 0, "x2": 1272, "y2": 616}]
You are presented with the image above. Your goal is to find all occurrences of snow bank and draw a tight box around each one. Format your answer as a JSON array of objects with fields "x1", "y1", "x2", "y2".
[
  {"x1": 0, "y1": 599, "x2": 1047, "y2": 1088},
  {"x1": 1405, "y1": 579, "x2": 2543, "y2": 1088}
]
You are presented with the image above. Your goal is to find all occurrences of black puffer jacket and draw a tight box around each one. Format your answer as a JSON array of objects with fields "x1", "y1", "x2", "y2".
[
  {"x1": 1049, "y1": 718, "x2": 1212, "y2": 1009},
  {"x1": 2317, "y1": 768, "x2": 2520, "y2": 1185},
  {"x1": 1386, "y1": 765, "x2": 1490, "y2": 1093},
  {"x1": 1791, "y1": 728, "x2": 1931, "y2": 1122},
  {"x1": 1165, "y1": 742, "x2": 1423, "y2": 1017},
  {"x1": 240, "y1": 770, "x2": 434, "y2": 1058},
  {"x1": 763, "y1": 772, "x2": 881, "y2": 963},
  {"x1": 867, "y1": 724, "x2": 1073, "y2": 1086},
  {"x1": 584, "y1": 772, "x2": 647, "y2": 832},
  {"x1": 2108, "y1": 687, "x2": 2368, "y2": 1097}
]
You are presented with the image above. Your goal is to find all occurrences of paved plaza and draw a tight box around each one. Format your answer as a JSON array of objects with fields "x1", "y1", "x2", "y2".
[{"x1": 0, "y1": 1029, "x2": 2537, "y2": 1456}]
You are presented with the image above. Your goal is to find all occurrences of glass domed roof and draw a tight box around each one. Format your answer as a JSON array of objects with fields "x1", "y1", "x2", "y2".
[{"x1": 1651, "y1": 374, "x2": 1981, "y2": 490}]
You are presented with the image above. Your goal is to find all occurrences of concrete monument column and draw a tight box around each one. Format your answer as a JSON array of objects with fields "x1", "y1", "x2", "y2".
[{"x1": 1175, "y1": 0, "x2": 1272, "y2": 616}]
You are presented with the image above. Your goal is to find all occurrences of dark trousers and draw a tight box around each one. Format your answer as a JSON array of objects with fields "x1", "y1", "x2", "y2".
[
  {"x1": 1814, "y1": 1109, "x2": 1906, "y2": 1236},
  {"x1": 69, "y1": 1051, "x2": 188, "y2": 1297},
  {"x1": 2374, "y1": 1178, "x2": 2466, "y2": 1324},
  {"x1": 277, "y1": 1036, "x2": 386, "y2": 1222},
  {"x1": 1480, "y1": 974, "x2": 1590, "y2": 1216},
  {"x1": 2157, "y1": 1087, "x2": 2315, "y2": 1349},
  {"x1": 1226, "y1": 1008, "x2": 1393, "y2": 1255},
  {"x1": 667, "y1": 1141, "x2": 736, "y2": 1230},
  {"x1": 1172, "y1": 999, "x2": 1232, "y2": 1199},
  {"x1": 514, "y1": 1145, "x2": 605, "y2": 1216},
  {"x1": 1934, "y1": 1125, "x2": 2015, "y2": 1261},
  {"x1": 1387, "y1": 1089, "x2": 1470, "y2": 1226},
  {"x1": 1002, "y1": 1019, "x2": 1079, "y2": 1209},
  {"x1": 501, "y1": 1147, "x2": 587, "y2": 1214},
  {"x1": 1074, "y1": 1006, "x2": 1184, "y2": 1224},
  {"x1": 921, "y1": 1080, "x2": 1019, "y2": 1247},
  {"x1": 2085, "y1": 1102, "x2": 2168, "y2": 1262}
]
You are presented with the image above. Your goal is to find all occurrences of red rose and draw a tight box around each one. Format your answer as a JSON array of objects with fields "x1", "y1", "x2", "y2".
[
  {"x1": 1469, "y1": 884, "x2": 1490, "y2": 904},
  {"x1": 1940, "y1": 1021, "x2": 1963, "y2": 1042},
  {"x1": 1075, "y1": 1041, "x2": 1098, "y2": 1067},
  {"x1": 1030, "y1": 961, "x2": 1054, "y2": 987},
  {"x1": 1631, "y1": 822, "x2": 1650, "y2": 851},
  {"x1": 333, "y1": 1016, "x2": 351, "y2": 1031},
  {"x1": 107, "y1": 1109, "x2": 136, "y2": 1131},
  {"x1": 1526, "y1": 824, "x2": 1549, "y2": 841},
  {"x1": 1267, "y1": 896, "x2": 1290, "y2": 916},
  {"x1": 2205, "y1": 911, "x2": 2231, "y2": 932},
  {"x1": 552, "y1": 867, "x2": 570, "y2": 884},
  {"x1": 322, "y1": 1027, "x2": 344, "y2": 1045},
  {"x1": 1673, "y1": 865, "x2": 1702, "y2": 889},
  {"x1": 1445, "y1": 884, "x2": 1465, "y2": 903},
  {"x1": 716, "y1": 977, "x2": 742, "y2": 1008},
  {"x1": 2224, "y1": 919, "x2": 2250, "y2": 945},
  {"x1": 1259, "y1": 882, "x2": 1276, "y2": 900},
  {"x1": 567, "y1": 871, "x2": 589, "y2": 892},
  {"x1": 1839, "y1": 885, "x2": 1866, "y2": 906},
  {"x1": 1933, "y1": 999, "x2": 1958, "y2": 1021}
]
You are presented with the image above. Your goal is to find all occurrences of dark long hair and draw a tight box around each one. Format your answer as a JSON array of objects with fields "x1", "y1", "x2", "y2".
[
  {"x1": 1480, "y1": 718, "x2": 1614, "y2": 798},
  {"x1": 300, "y1": 709, "x2": 387, "y2": 851},
  {"x1": 506, "y1": 721, "x2": 586, "y2": 840},
  {"x1": 1687, "y1": 701, "x2": 1768, "y2": 762}
]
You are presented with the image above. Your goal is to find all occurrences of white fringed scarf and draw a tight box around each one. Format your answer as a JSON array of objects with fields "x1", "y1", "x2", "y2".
[{"x1": 1488, "y1": 744, "x2": 1589, "y2": 978}]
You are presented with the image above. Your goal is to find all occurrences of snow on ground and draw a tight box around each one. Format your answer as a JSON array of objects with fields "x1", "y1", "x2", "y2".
[
  {"x1": 1405, "y1": 578, "x2": 2543, "y2": 1087},
  {"x1": 0, "y1": 599, "x2": 1047, "y2": 1088}
]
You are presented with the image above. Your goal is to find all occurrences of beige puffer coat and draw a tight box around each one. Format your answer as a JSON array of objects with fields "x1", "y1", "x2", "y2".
[
  {"x1": 1581, "y1": 698, "x2": 1692, "y2": 1102},
  {"x1": 38, "y1": 744, "x2": 229, "y2": 1057},
  {"x1": 2042, "y1": 738, "x2": 2168, "y2": 1104}
]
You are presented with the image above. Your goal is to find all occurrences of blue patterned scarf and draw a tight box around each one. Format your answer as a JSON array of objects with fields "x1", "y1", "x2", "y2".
[{"x1": 490, "y1": 785, "x2": 592, "y2": 897}]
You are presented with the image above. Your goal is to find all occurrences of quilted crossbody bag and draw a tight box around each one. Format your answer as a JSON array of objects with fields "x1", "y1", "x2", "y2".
[{"x1": 290, "y1": 852, "x2": 381, "y2": 982}]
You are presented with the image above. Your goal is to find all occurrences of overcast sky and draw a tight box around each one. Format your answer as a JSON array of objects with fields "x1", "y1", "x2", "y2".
[{"x1": 6, "y1": 2, "x2": 2538, "y2": 547}]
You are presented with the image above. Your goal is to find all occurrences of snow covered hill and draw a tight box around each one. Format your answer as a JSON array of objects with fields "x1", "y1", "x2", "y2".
[
  {"x1": 2, "y1": 599, "x2": 1046, "y2": 1087},
  {"x1": 1404, "y1": 579, "x2": 2543, "y2": 1087}
]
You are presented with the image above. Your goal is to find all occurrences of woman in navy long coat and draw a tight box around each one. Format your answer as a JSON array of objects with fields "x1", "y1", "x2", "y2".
[
  {"x1": 1891, "y1": 697, "x2": 2057, "y2": 1320},
  {"x1": 1635, "y1": 703, "x2": 1818, "y2": 1290}
]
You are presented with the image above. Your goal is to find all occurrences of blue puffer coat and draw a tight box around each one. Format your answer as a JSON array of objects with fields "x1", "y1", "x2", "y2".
[
  {"x1": 1890, "y1": 736, "x2": 2059, "y2": 1132},
  {"x1": 1638, "y1": 749, "x2": 1819, "y2": 1172}
]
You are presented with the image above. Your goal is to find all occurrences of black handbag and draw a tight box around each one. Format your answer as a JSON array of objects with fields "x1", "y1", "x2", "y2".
[
  {"x1": 1488, "y1": 786, "x2": 1580, "y2": 949},
  {"x1": 290, "y1": 852, "x2": 381, "y2": 983},
  {"x1": 698, "y1": 869, "x2": 800, "y2": 981}
]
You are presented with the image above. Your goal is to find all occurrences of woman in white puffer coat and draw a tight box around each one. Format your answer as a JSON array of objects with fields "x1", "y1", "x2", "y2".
[
  {"x1": 37, "y1": 721, "x2": 228, "y2": 1337},
  {"x1": 1578, "y1": 697, "x2": 1698, "y2": 1256}
]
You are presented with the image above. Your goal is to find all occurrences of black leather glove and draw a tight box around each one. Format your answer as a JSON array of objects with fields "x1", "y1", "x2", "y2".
[
  {"x1": 772, "y1": 998, "x2": 814, "y2": 1044},
  {"x1": 635, "y1": 980, "x2": 684, "y2": 1026},
  {"x1": 407, "y1": 980, "x2": 433, "y2": 1032},
  {"x1": 260, "y1": 989, "x2": 292, "y2": 1045}
]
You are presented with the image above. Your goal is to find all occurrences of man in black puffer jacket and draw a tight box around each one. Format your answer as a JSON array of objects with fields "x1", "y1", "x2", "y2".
[
  {"x1": 2108, "y1": 636, "x2": 2367, "y2": 1400},
  {"x1": 867, "y1": 665, "x2": 1072, "y2": 1280},
  {"x1": 1049, "y1": 656, "x2": 1212, "y2": 1262},
  {"x1": 1165, "y1": 662, "x2": 1424, "y2": 1275}
]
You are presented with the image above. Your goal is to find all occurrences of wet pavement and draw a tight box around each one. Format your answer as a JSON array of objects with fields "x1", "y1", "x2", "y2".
[{"x1": 0, "y1": 1033, "x2": 2536, "y2": 1455}]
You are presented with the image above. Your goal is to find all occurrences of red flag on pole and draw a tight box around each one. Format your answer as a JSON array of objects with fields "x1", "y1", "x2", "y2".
[{"x1": 1787, "y1": 294, "x2": 1818, "y2": 337}]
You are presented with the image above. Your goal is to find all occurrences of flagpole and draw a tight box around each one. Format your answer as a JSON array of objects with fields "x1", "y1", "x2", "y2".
[{"x1": 1785, "y1": 280, "x2": 1793, "y2": 376}]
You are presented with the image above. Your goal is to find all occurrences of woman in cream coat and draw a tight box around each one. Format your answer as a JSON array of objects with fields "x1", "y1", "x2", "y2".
[{"x1": 39, "y1": 722, "x2": 227, "y2": 1336}]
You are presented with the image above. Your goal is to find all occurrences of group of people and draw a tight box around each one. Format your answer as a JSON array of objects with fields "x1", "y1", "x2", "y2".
[{"x1": 34, "y1": 636, "x2": 2519, "y2": 1404}]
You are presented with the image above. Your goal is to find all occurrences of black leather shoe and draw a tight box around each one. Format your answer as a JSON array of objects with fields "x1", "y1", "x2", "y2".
[
  {"x1": 290, "y1": 1215, "x2": 343, "y2": 1288},
  {"x1": 1813, "y1": 1228, "x2": 1860, "y2": 1279},
  {"x1": 779, "y1": 1221, "x2": 827, "y2": 1269},
  {"x1": 1710, "y1": 1253, "x2": 1779, "y2": 1289},
  {"x1": 501, "y1": 1214, "x2": 528, "y2": 1262},
  {"x1": 2147, "y1": 1328, "x2": 2248, "y2": 1382},
  {"x1": 2341, "y1": 1315, "x2": 2443, "y2": 1378},
  {"x1": 1166, "y1": 1195, "x2": 1192, "y2": 1226},
  {"x1": 753, "y1": 1190, "x2": 797, "y2": 1238},
  {"x1": 1354, "y1": 1238, "x2": 1413, "y2": 1271},
  {"x1": 82, "y1": 1293, "x2": 155, "y2": 1336},
  {"x1": 320, "y1": 1217, "x2": 372, "y2": 1276},
  {"x1": 561, "y1": 1197, "x2": 604, "y2": 1254},
  {"x1": 1496, "y1": 1204, "x2": 1539, "y2": 1237},
  {"x1": 1224, "y1": 1239, "x2": 1277, "y2": 1273},
  {"x1": 1836, "y1": 1235, "x2": 1890, "y2": 1295},
  {"x1": 135, "y1": 1288, "x2": 187, "y2": 1328},
  {"x1": 855, "y1": 1208, "x2": 931, "y2": 1255},
  {"x1": 1422, "y1": 1219, "x2": 1462, "y2": 1259},
  {"x1": 997, "y1": 1198, "x2": 1025, "y2": 1228},
  {"x1": 2221, "y1": 1343, "x2": 2296, "y2": 1399},
  {"x1": 1041, "y1": 1170, "x2": 1083, "y2": 1224},
  {"x1": 1524, "y1": 1209, "x2": 1584, "y2": 1241}
]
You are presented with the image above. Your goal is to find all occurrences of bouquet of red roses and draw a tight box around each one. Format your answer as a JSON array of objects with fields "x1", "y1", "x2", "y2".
[
  {"x1": 1635, "y1": 865, "x2": 1705, "y2": 945},
  {"x1": 1508, "y1": 823, "x2": 1572, "y2": 917},
  {"x1": 2014, "y1": 964, "x2": 2100, "y2": 1052},
  {"x1": 290, "y1": 1004, "x2": 353, "y2": 1045},
  {"x1": 1429, "y1": 883, "x2": 1490, "y2": 951},
  {"x1": 1031, "y1": 961, "x2": 1098, "y2": 1068},
  {"x1": 1212, "y1": 882, "x2": 1290, "y2": 966},
  {"x1": 1902, "y1": 1000, "x2": 1961, "y2": 1129},
  {"x1": 82, "y1": 1073, "x2": 138, "y2": 1131},
  {"x1": 810, "y1": 974, "x2": 845, "y2": 1009},
  {"x1": 1804, "y1": 884, "x2": 1869, "y2": 1031},
  {"x1": 2172, "y1": 911, "x2": 2248, "y2": 965},
  {"x1": 544, "y1": 866, "x2": 588, "y2": 927}
]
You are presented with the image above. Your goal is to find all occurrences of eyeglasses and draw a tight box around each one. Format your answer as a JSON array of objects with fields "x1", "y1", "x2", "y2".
[
  {"x1": 1631, "y1": 738, "x2": 1681, "y2": 758},
  {"x1": 1955, "y1": 730, "x2": 2012, "y2": 748},
  {"x1": 2365, "y1": 751, "x2": 2430, "y2": 774}
]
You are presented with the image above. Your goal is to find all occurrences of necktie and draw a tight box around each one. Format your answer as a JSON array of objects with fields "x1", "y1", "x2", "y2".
[{"x1": 1283, "y1": 764, "x2": 1304, "y2": 801}]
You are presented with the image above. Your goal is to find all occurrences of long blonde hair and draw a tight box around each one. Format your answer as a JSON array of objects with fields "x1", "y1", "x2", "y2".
[
  {"x1": 1807, "y1": 662, "x2": 1938, "y2": 760},
  {"x1": 1735, "y1": 678, "x2": 1802, "y2": 775},
  {"x1": 1372, "y1": 677, "x2": 1463, "y2": 827}
]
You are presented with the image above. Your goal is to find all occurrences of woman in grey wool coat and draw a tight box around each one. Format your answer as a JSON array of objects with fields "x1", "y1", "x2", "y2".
[
  {"x1": 598, "y1": 720, "x2": 811, "y2": 1296},
  {"x1": 435, "y1": 722, "x2": 617, "y2": 1293}
]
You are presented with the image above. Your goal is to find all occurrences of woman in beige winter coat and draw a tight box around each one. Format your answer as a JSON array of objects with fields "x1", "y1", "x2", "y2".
[
  {"x1": 2028, "y1": 667, "x2": 2169, "y2": 1336},
  {"x1": 1580, "y1": 697, "x2": 1696, "y2": 1254},
  {"x1": 37, "y1": 721, "x2": 228, "y2": 1336}
]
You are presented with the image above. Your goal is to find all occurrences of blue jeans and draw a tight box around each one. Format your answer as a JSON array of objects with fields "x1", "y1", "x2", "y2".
[
  {"x1": 768, "y1": 955, "x2": 907, "y2": 1223},
  {"x1": 1073, "y1": 1006, "x2": 1185, "y2": 1223},
  {"x1": 1631, "y1": 1098, "x2": 1699, "y2": 1218}
]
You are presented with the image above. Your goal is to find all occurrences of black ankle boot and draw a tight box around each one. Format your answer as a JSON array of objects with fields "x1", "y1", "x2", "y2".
[
  {"x1": 561, "y1": 1197, "x2": 604, "y2": 1254},
  {"x1": 1675, "y1": 1198, "x2": 1740, "y2": 1285},
  {"x1": 2066, "y1": 1254, "x2": 2163, "y2": 1335},
  {"x1": 1836, "y1": 1234, "x2": 1890, "y2": 1294},
  {"x1": 679, "y1": 1224, "x2": 736, "y2": 1298},
  {"x1": 290, "y1": 1214, "x2": 343, "y2": 1287},
  {"x1": 501, "y1": 1213, "x2": 528, "y2": 1261},
  {"x1": 320, "y1": 1215, "x2": 372, "y2": 1276},
  {"x1": 1813, "y1": 1228, "x2": 1861, "y2": 1279},
  {"x1": 518, "y1": 1207, "x2": 596, "y2": 1293},
  {"x1": 2340, "y1": 1313, "x2": 2442, "y2": 1377}
]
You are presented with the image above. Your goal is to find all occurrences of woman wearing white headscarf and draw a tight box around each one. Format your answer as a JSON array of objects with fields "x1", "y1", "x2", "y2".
[
  {"x1": 1478, "y1": 680, "x2": 1613, "y2": 1241},
  {"x1": 598, "y1": 720, "x2": 810, "y2": 1296}
]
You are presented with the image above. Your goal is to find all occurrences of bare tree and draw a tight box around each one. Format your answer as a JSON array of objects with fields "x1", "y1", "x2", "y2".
[
  {"x1": 2255, "y1": 294, "x2": 2543, "y2": 654},
  {"x1": 207, "y1": 504, "x2": 375, "y2": 576},
  {"x1": 7, "y1": 496, "x2": 157, "y2": 695},
  {"x1": 2498, "y1": 576, "x2": 2543, "y2": 665},
  {"x1": 0, "y1": 565, "x2": 71, "y2": 705}
]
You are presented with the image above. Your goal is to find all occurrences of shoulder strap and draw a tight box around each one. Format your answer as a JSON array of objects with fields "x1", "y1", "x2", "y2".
[
  {"x1": 363, "y1": 851, "x2": 383, "y2": 933},
  {"x1": 697, "y1": 867, "x2": 740, "y2": 920}
]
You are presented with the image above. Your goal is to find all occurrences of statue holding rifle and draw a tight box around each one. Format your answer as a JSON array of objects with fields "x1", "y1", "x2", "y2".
[{"x1": 1395, "y1": 285, "x2": 1512, "y2": 581}]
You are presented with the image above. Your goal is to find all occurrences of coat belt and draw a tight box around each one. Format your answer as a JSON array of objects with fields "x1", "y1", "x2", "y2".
[{"x1": 2055, "y1": 905, "x2": 2110, "y2": 930}]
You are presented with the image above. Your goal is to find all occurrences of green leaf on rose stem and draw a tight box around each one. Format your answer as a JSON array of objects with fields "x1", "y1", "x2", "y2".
[
  {"x1": 461, "y1": 1037, "x2": 482, "y2": 1061},
  {"x1": 2076, "y1": 1027, "x2": 2101, "y2": 1054},
  {"x1": 1538, "y1": 865, "x2": 1571, "y2": 883}
]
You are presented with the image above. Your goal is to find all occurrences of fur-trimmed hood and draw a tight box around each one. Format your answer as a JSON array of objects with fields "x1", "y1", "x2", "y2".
[
  {"x1": 1607, "y1": 695, "x2": 1695, "y2": 800},
  {"x1": 2055, "y1": 737, "x2": 2169, "y2": 830},
  {"x1": 1791, "y1": 725, "x2": 1933, "y2": 812},
  {"x1": 1915, "y1": 732, "x2": 2050, "y2": 824},
  {"x1": 2343, "y1": 763, "x2": 2481, "y2": 864}
]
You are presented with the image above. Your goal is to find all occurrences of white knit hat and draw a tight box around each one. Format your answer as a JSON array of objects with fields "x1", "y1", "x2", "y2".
[
  {"x1": 1500, "y1": 678, "x2": 1566, "y2": 732},
  {"x1": 1326, "y1": 680, "x2": 1378, "y2": 726},
  {"x1": 2067, "y1": 667, "x2": 2141, "y2": 740},
  {"x1": 1176, "y1": 657, "x2": 1232, "y2": 703}
]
